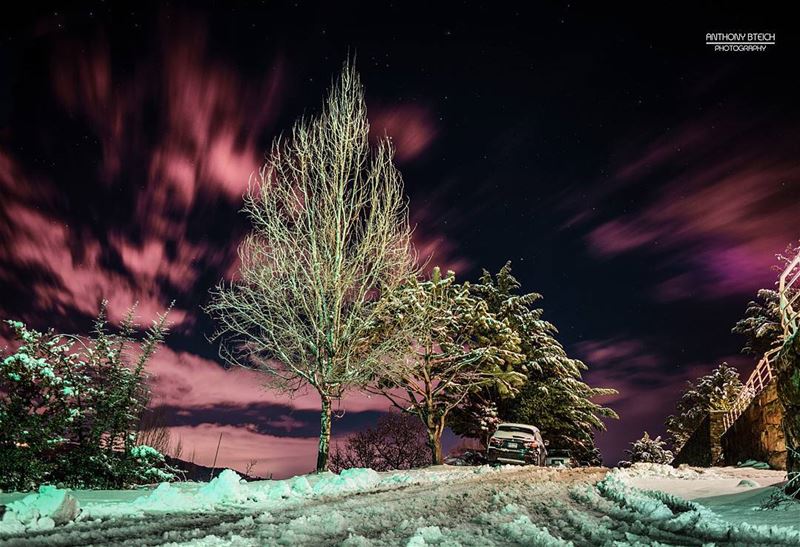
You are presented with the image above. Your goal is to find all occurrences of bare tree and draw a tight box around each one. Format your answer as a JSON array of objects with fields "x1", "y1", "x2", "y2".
[
  {"x1": 172, "y1": 435, "x2": 184, "y2": 460},
  {"x1": 329, "y1": 412, "x2": 431, "y2": 472},
  {"x1": 244, "y1": 459, "x2": 259, "y2": 477},
  {"x1": 207, "y1": 61, "x2": 417, "y2": 471},
  {"x1": 136, "y1": 406, "x2": 172, "y2": 454}
]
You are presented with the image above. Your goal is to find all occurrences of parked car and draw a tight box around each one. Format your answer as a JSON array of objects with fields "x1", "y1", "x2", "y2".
[
  {"x1": 544, "y1": 449, "x2": 576, "y2": 468},
  {"x1": 486, "y1": 423, "x2": 548, "y2": 466}
]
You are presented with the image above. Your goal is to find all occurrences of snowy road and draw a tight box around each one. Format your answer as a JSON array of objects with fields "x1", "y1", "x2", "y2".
[{"x1": 2, "y1": 465, "x2": 800, "y2": 546}]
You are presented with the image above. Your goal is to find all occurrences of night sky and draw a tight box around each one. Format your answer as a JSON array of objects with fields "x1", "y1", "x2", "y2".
[{"x1": 2, "y1": 2, "x2": 799, "y2": 477}]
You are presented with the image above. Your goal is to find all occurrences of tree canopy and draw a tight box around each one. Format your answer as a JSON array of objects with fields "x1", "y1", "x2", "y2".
[
  {"x1": 665, "y1": 362, "x2": 746, "y2": 448},
  {"x1": 448, "y1": 263, "x2": 617, "y2": 459},
  {"x1": 373, "y1": 267, "x2": 526, "y2": 464},
  {"x1": 206, "y1": 62, "x2": 417, "y2": 471}
]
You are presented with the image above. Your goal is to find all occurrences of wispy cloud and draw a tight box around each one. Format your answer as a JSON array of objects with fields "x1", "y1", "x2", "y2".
[
  {"x1": 575, "y1": 335, "x2": 753, "y2": 464},
  {"x1": 574, "y1": 113, "x2": 800, "y2": 300}
]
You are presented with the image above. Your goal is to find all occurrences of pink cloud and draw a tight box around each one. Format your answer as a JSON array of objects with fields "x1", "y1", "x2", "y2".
[
  {"x1": 0, "y1": 178, "x2": 189, "y2": 325},
  {"x1": 575, "y1": 338, "x2": 662, "y2": 371},
  {"x1": 410, "y1": 203, "x2": 473, "y2": 275},
  {"x1": 370, "y1": 104, "x2": 438, "y2": 163},
  {"x1": 0, "y1": 18, "x2": 454, "y2": 480},
  {"x1": 148, "y1": 345, "x2": 394, "y2": 415},
  {"x1": 0, "y1": 20, "x2": 284, "y2": 326},
  {"x1": 167, "y1": 423, "x2": 319, "y2": 479},
  {"x1": 575, "y1": 336, "x2": 757, "y2": 463},
  {"x1": 614, "y1": 125, "x2": 710, "y2": 183},
  {"x1": 584, "y1": 116, "x2": 800, "y2": 300},
  {"x1": 147, "y1": 346, "x2": 397, "y2": 478}
]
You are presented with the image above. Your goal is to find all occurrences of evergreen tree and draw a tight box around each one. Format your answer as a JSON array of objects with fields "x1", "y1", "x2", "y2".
[
  {"x1": 448, "y1": 262, "x2": 617, "y2": 457},
  {"x1": 505, "y1": 377, "x2": 616, "y2": 459},
  {"x1": 374, "y1": 267, "x2": 526, "y2": 464},
  {"x1": 0, "y1": 301, "x2": 173, "y2": 490},
  {"x1": 733, "y1": 242, "x2": 800, "y2": 358},
  {"x1": 665, "y1": 362, "x2": 746, "y2": 449},
  {"x1": 732, "y1": 289, "x2": 784, "y2": 357},
  {"x1": 626, "y1": 432, "x2": 673, "y2": 465}
]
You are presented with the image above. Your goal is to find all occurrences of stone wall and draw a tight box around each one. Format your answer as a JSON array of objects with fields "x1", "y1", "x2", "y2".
[
  {"x1": 672, "y1": 410, "x2": 726, "y2": 467},
  {"x1": 721, "y1": 382, "x2": 787, "y2": 470}
]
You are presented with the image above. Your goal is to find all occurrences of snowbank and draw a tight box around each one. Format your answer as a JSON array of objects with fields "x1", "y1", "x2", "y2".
[
  {"x1": 1, "y1": 464, "x2": 517, "y2": 536},
  {"x1": 610, "y1": 462, "x2": 721, "y2": 480},
  {"x1": 570, "y1": 474, "x2": 800, "y2": 545},
  {"x1": 310, "y1": 468, "x2": 381, "y2": 496},
  {"x1": 3, "y1": 465, "x2": 797, "y2": 544},
  {"x1": 1, "y1": 485, "x2": 80, "y2": 533}
]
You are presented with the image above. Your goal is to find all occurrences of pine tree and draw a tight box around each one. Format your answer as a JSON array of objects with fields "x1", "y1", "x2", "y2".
[
  {"x1": 626, "y1": 432, "x2": 673, "y2": 465},
  {"x1": 506, "y1": 377, "x2": 616, "y2": 459},
  {"x1": 732, "y1": 289, "x2": 784, "y2": 357},
  {"x1": 373, "y1": 267, "x2": 526, "y2": 464},
  {"x1": 665, "y1": 362, "x2": 747, "y2": 449},
  {"x1": 448, "y1": 262, "x2": 617, "y2": 458}
]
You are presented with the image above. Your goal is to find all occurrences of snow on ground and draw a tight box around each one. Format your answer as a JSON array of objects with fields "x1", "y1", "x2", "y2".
[
  {"x1": 614, "y1": 463, "x2": 787, "y2": 499},
  {"x1": 614, "y1": 463, "x2": 800, "y2": 535},
  {"x1": 2, "y1": 463, "x2": 800, "y2": 545}
]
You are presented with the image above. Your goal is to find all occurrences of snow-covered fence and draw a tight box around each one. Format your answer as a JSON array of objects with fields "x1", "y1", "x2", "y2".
[{"x1": 722, "y1": 251, "x2": 800, "y2": 433}]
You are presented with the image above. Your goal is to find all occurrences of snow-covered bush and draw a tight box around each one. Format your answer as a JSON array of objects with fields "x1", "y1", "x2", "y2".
[
  {"x1": 625, "y1": 432, "x2": 673, "y2": 465},
  {"x1": 0, "y1": 302, "x2": 175, "y2": 491}
]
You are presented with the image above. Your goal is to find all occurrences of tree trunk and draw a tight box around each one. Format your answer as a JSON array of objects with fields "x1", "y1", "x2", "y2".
[
  {"x1": 778, "y1": 334, "x2": 800, "y2": 496},
  {"x1": 425, "y1": 414, "x2": 444, "y2": 465},
  {"x1": 316, "y1": 394, "x2": 332, "y2": 472}
]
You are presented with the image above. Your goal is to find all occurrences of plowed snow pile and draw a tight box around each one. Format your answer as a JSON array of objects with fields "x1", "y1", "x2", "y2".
[{"x1": 1, "y1": 463, "x2": 799, "y2": 545}]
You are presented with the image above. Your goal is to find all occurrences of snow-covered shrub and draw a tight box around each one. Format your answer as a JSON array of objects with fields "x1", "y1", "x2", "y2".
[
  {"x1": 625, "y1": 432, "x2": 673, "y2": 465},
  {"x1": 0, "y1": 302, "x2": 174, "y2": 491}
]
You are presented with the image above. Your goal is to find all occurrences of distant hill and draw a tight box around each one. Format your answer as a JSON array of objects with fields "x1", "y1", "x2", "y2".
[{"x1": 164, "y1": 455, "x2": 264, "y2": 482}]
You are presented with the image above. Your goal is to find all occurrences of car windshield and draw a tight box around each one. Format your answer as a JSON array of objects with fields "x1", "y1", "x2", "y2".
[{"x1": 497, "y1": 425, "x2": 535, "y2": 435}]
